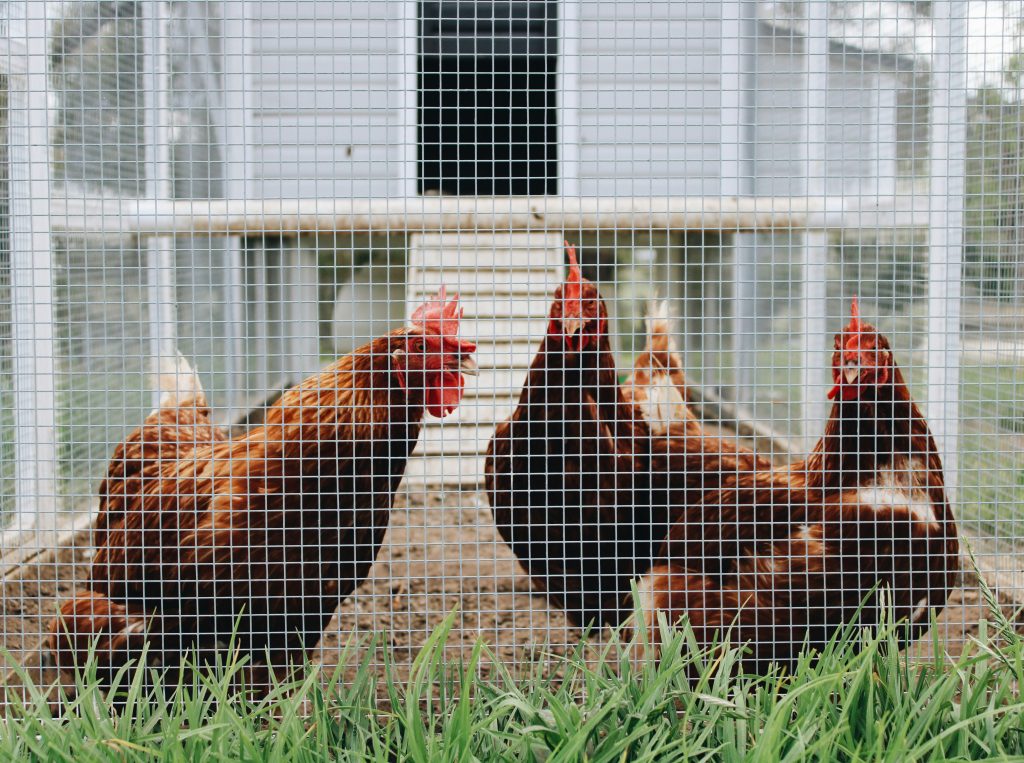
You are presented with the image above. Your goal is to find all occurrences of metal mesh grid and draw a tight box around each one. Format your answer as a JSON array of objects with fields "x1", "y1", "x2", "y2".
[{"x1": 0, "y1": 0, "x2": 1016, "y2": 694}]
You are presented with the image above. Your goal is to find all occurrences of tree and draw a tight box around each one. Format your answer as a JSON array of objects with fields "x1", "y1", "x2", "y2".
[{"x1": 964, "y1": 53, "x2": 1024, "y2": 300}]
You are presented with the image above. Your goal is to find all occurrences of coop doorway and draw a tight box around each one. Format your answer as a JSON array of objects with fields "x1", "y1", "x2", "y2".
[{"x1": 417, "y1": 1, "x2": 559, "y2": 196}]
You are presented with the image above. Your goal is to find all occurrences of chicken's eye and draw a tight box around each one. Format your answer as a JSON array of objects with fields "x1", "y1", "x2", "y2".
[{"x1": 413, "y1": 340, "x2": 425, "y2": 353}]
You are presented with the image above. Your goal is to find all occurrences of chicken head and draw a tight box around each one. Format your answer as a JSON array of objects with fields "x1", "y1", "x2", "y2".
[
  {"x1": 556, "y1": 241, "x2": 607, "y2": 353},
  {"x1": 828, "y1": 297, "x2": 893, "y2": 401},
  {"x1": 392, "y1": 285, "x2": 478, "y2": 417}
]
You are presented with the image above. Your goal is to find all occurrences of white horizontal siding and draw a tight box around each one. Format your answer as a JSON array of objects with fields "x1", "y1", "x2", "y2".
[
  {"x1": 245, "y1": 1, "x2": 407, "y2": 199},
  {"x1": 750, "y1": 46, "x2": 806, "y2": 196},
  {"x1": 822, "y1": 69, "x2": 884, "y2": 196},
  {"x1": 251, "y1": 19, "x2": 401, "y2": 51},
  {"x1": 573, "y1": 3, "x2": 722, "y2": 196},
  {"x1": 582, "y1": 1, "x2": 721, "y2": 21},
  {"x1": 252, "y1": 86, "x2": 397, "y2": 115},
  {"x1": 405, "y1": 232, "x2": 564, "y2": 485},
  {"x1": 750, "y1": 30, "x2": 899, "y2": 198},
  {"x1": 578, "y1": 19, "x2": 720, "y2": 53}
]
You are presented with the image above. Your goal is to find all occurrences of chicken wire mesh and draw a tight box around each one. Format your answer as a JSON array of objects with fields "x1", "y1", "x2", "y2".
[{"x1": 0, "y1": 0, "x2": 1016, "y2": 696}]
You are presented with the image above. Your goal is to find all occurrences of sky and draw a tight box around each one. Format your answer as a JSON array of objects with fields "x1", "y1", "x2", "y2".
[{"x1": 960, "y1": 0, "x2": 1022, "y2": 88}]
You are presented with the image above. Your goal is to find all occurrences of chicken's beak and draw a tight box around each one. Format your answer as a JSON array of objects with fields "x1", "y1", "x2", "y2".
[
  {"x1": 843, "y1": 361, "x2": 860, "y2": 385},
  {"x1": 562, "y1": 317, "x2": 584, "y2": 341},
  {"x1": 458, "y1": 355, "x2": 479, "y2": 376}
]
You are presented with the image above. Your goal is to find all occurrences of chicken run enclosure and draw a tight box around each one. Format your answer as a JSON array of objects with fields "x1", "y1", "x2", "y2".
[{"x1": 0, "y1": 0, "x2": 1019, "y2": 694}]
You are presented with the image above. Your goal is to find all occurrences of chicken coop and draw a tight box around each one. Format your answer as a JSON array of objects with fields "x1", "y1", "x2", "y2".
[{"x1": 0, "y1": 0, "x2": 1018, "y2": 693}]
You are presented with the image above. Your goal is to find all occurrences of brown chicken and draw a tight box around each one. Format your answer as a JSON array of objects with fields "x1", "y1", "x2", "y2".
[
  {"x1": 636, "y1": 299, "x2": 961, "y2": 674},
  {"x1": 49, "y1": 288, "x2": 477, "y2": 690},
  {"x1": 485, "y1": 245, "x2": 769, "y2": 628},
  {"x1": 620, "y1": 301, "x2": 696, "y2": 436},
  {"x1": 485, "y1": 244, "x2": 654, "y2": 628}
]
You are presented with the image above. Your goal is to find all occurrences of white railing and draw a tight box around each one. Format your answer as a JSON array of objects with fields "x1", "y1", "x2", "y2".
[
  {"x1": 16, "y1": 192, "x2": 960, "y2": 505},
  {"x1": 48, "y1": 194, "x2": 937, "y2": 238}
]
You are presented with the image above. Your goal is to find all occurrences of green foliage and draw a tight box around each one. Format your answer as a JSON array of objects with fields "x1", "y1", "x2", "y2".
[
  {"x1": 965, "y1": 86, "x2": 1024, "y2": 300},
  {"x1": 5, "y1": 591, "x2": 1024, "y2": 762}
]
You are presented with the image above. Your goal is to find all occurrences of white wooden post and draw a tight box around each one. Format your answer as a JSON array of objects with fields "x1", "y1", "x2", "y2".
[
  {"x1": 721, "y1": 0, "x2": 756, "y2": 402},
  {"x1": 142, "y1": 1, "x2": 178, "y2": 410},
  {"x1": 926, "y1": 1, "x2": 968, "y2": 494},
  {"x1": 283, "y1": 238, "x2": 322, "y2": 381},
  {"x1": 873, "y1": 81, "x2": 898, "y2": 200},
  {"x1": 7, "y1": 1, "x2": 60, "y2": 529},
  {"x1": 207, "y1": 0, "x2": 249, "y2": 420},
  {"x1": 222, "y1": 1, "x2": 260, "y2": 405},
  {"x1": 799, "y1": 0, "x2": 832, "y2": 454}
]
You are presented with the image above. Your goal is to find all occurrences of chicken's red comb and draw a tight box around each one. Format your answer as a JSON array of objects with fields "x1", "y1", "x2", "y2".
[
  {"x1": 564, "y1": 240, "x2": 583, "y2": 304},
  {"x1": 410, "y1": 285, "x2": 464, "y2": 336},
  {"x1": 844, "y1": 296, "x2": 864, "y2": 349}
]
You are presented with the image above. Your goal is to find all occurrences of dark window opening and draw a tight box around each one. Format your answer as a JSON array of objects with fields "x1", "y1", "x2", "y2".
[{"x1": 418, "y1": 2, "x2": 558, "y2": 196}]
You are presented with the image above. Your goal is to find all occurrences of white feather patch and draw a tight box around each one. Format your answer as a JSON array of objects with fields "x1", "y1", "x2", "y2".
[
  {"x1": 638, "y1": 374, "x2": 687, "y2": 435},
  {"x1": 152, "y1": 350, "x2": 204, "y2": 409},
  {"x1": 633, "y1": 572, "x2": 659, "y2": 628},
  {"x1": 856, "y1": 486, "x2": 938, "y2": 527},
  {"x1": 910, "y1": 595, "x2": 931, "y2": 624}
]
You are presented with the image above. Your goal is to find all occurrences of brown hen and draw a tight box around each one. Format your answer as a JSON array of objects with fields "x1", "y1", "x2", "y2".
[
  {"x1": 636, "y1": 299, "x2": 960, "y2": 674},
  {"x1": 485, "y1": 244, "x2": 769, "y2": 628},
  {"x1": 49, "y1": 288, "x2": 477, "y2": 692}
]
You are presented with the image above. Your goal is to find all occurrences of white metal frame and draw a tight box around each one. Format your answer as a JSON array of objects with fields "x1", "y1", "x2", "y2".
[
  {"x1": 400, "y1": 0, "x2": 419, "y2": 198},
  {"x1": 925, "y1": 0, "x2": 969, "y2": 490},
  {"x1": 799, "y1": 0, "x2": 833, "y2": 450},
  {"x1": 6, "y1": 1, "x2": 59, "y2": 532},
  {"x1": 0, "y1": 0, "x2": 972, "y2": 525},
  {"x1": 557, "y1": 0, "x2": 580, "y2": 197},
  {"x1": 220, "y1": 0, "x2": 261, "y2": 413},
  {"x1": 721, "y1": 0, "x2": 757, "y2": 401},
  {"x1": 142, "y1": 0, "x2": 179, "y2": 411}
]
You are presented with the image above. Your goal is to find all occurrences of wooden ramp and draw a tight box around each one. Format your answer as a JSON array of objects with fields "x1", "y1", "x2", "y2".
[{"x1": 404, "y1": 232, "x2": 564, "y2": 486}]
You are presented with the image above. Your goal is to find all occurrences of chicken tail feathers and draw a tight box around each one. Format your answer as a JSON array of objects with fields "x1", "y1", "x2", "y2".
[
  {"x1": 152, "y1": 350, "x2": 206, "y2": 409},
  {"x1": 48, "y1": 591, "x2": 151, "y2": 685},
  {"x1": 630, "y1": 301, "x2": 691, "y2": 434},
  {"x1": 643, "y1": 300, "x2": 680, "y2": 368}
]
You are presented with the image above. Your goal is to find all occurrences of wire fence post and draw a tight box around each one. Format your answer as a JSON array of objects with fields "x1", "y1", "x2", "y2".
[
  {"x1": 721, "y1": 0, "x2": 756, "y2": 404},
  {"x1": 143, "y1": 0, "x2": 178, "y2": 410},
  {"x1": 7, "y1": 0, "x2": 59, "y2": 530},
  {"x1": 799, "y1": 0, "x2": 832, "y2": 454},
  {"x1": 220, "y1": 0, "x2": 254, "y2": 417},
  {"x1": 926, "y1": 0, "x2": 969, "y2": 495}
]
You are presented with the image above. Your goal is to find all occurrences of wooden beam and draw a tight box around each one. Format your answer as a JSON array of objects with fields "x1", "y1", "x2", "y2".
[{"x1": 48, "y1": 195, "x2": 934, "y2": 238}]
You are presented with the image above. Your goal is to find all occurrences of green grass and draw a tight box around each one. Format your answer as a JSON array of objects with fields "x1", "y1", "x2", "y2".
[{"x1": 5, "y1": 586, "x2": 1024, "y2": 763}]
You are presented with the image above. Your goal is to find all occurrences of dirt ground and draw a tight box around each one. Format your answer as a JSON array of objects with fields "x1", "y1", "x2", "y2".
[
  {"x1": 0, "y1": 486, "x2": 1009, "y2": 701},
  {"x1": 0, "y1": 488, "x2": 581, "y2": 696}
]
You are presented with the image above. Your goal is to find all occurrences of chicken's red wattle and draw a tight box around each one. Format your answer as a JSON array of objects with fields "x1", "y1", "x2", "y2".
[{"x1": 425, "y1": 370, "x2": 465, "y2": 418}]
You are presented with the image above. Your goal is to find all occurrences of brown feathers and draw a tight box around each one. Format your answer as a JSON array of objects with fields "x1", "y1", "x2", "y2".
[
  {"x1": 49, "y1": 291, "x2": 476, "y2": 693},
  {"x1": 637, "y1": 302, "x2": 960, "y2": 674},
  {"x1": 486, "y1": 256, "x2": 769, "y2": 628}
]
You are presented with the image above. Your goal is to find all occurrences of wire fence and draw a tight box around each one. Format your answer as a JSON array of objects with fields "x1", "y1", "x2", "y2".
[{"x1": 0, "y1": 0, "x2": 1019, "y2": 691}]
